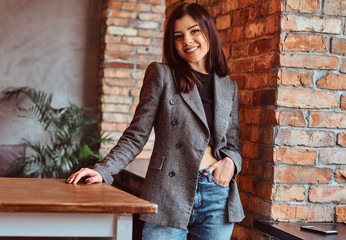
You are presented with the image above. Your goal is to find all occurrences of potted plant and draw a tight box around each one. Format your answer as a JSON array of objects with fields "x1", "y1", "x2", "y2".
[{"x1": 3, "y1": 87, "x2": 113, "y2": 178}]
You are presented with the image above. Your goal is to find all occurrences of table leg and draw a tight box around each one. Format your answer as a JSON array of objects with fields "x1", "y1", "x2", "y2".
[{"x1": 114, "y1": 214, "x2": 133, "y2": 240}]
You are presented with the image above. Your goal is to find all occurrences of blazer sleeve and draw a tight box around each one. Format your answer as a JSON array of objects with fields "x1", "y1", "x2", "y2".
[
  {"x1": 93, "y1": 62, "x2": 165, "y2": 184},
  {"x1": 220, "y1": 80, "x2": 242, "y2": 177}
]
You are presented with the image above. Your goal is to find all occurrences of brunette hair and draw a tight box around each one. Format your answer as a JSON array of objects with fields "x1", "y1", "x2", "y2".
[{"x1": 163, "y1": 3, "x2": 229, "y2": 93}]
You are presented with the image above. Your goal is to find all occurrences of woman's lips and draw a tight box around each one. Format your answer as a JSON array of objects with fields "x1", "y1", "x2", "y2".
[{"x1": 185, "y1": 46, "x2": 199, "y2": 54}]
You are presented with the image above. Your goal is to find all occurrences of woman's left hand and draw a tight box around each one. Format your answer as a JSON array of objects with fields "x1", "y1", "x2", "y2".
[{"x1": 207, "y1": 157, "x2": 235, "y2": 186}]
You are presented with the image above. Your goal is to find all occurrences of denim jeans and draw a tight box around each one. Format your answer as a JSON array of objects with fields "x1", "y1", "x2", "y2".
[{"x1": 142, "y1": 169, "x2": 234, "y2": 240}]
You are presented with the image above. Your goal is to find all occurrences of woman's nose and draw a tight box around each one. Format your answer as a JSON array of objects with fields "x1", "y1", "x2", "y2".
[{"x1": 184, "y1": 34, "x2": 193, "y2": 45}]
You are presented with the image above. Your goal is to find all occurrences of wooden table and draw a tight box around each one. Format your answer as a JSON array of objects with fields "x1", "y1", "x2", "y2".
[
  {"x1": 0, "y1": 177, "x2": 157, "y2": 239},
  {"x1": 254, "y1": 219, "x2": 346, "y2": 240}
]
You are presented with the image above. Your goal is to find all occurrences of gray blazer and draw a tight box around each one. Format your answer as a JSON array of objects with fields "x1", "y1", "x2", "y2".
[{"x1": 94, "y1": 62, "x2": 245, "y2": 230}]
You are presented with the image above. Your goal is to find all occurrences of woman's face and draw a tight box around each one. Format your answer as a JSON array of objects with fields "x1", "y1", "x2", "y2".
[{"x1": 173, "y1": 14, "x2": 210, "y2": 73}]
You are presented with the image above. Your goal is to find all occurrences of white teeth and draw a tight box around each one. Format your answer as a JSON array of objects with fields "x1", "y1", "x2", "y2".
[{"x1": 186, "y1": 47, "x2": 198, "y2": 53}]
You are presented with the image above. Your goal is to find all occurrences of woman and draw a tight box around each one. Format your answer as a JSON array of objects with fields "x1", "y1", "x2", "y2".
[{"x1": 66, "y1": 3, "x2": 244, "y2": 239}]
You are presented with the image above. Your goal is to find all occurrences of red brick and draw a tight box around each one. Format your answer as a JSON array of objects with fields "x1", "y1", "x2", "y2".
[
  {"x1": 265, "y1": 109, "x2": 277, "y2": 125},
  {"x1": 122, "y1": 36, "x2": 151, "y2": 45},
  {"x1": 245, "y1": 21, "x2": 266, "y2": 39},
  {"x1": 232, "y1": 225, "x2": 251, "y2": 240},
  {"x1": 103, "y1": 78, "x2": 134, "y2": 87},
  {"x1": 239, "y1": 175, "x2": 256, "y2": 194},
  {"x1": 342, "y1": 95, "x2": 346, "y2": 110},
  {"x1": 277, "y1": 148, "x2": 316, "y2": 165},
  {"x1": 331, "y1": 37, "x2": 346, "y2": 56},
  {"x1": 282, "y1": 34, "x2": 327, "y2": 52},
  {"x1": 275, "y1": 185, "x2": 306, "y2": 201},
  {"x1": 244, "y1": 108, "x2": 263, "y2": 124},
  {"x1": 104, "y1": 62, "x2": 134, "y2": 69},
  {"x1": 122, "y1": 2, "x2": 151, "y2": 11},
  {"x1": 277, "y1": 129, "x2": 335, "y2": 147},
  {"x1": 277, "y1": 88, "x2": 339, "y2": 109},
  {"x1": 232, "y1": 9, "x2": 250, "y2": 27},
  {"x1": 228, "y1": 26, "x2": 244, "y2": 43},
  {"x1": 336, "y1": 205, "x2": 346, "y2": 222},
  {"x1": 323, "y1": 0, "x2": 346, "y2": 16},
  {"x1": 255, "y1": 53, "x2": 279, "y2": 71},
  {"x1": 231, "y1": 42, "x2": 249, "y2": 59},
  {"x1": 271, "y1": 203, "x2": 333, "y2": 221},
  {"x1": 106, "y1": 18, "x2": 127, "y2": 27},
  {"x1": 309, "y1": 111, "x2": 346, "y2": 128},
  {"x1": 335, "y1": 167, "x2": 346, "y2": 183},
  {"x1": 283, "y1": 15, "x2": 342, "y2": 34},
  {"x1": 280, "y1": 70, "x2": 313, "y2": 87},
  {"x1": 242, "y1": 142, "x2": 259, "y2": 159},
  {"x1": 229, "y1": 58, "x2": 254, "y2": 73},
  {"x1": 248, "y1": 196, "x2": 272, "y2": 218},
  {"x1": 103, "y1": 69, "x2": 132, "y2": 78},
  {"x1": 269, "y1": 0, "x2": 282, "y2": 14},
  {"x1": 105, "y1": 35, "x2": 122, "y2": 43},
  {"x1": 341, "y1": 58, "x2": 346, "y2": 73},
  {"x1": 102, "y1": 112, "x2": 132, "y2": 123},
  {"x1": 216, "y1": 15, "x2": 230, "y2": 30},
  {"x1": 239, "y1": 0, "x2": 258, "y2": 8},
  {"x1": 102, "y1": 85, "x2": 129, "y2": 95},
  {"x1": 278, "y1": 110, "x2": 306, "y2": 127},
  {"x1": 107, "y1": 1, "x2": 122, "y2": 9},
  {"x1": 260, "y1": 146, "x2": 276, "y2": 164},
  {"x1": 337, "y1": 133, "x2": 346, "y2": 147},
  {"x1": 274, "y1": 166, "x2": 332, "y2": 184},
  {"x1": 280, "y1": 53, "x2": 339, "y2": 70},
  {"x1": 109, "y1": 10, "x2": 137, "y2": 19},
  {"x1": 249, "y1": 36, "x2": 280, "y2": 56},
  {"x1": 286, "y1": 0, "x2": 320, "y2": 13},
  {"x1": 319, "y1": 149, "x2": 346, "y2": 165},
  {"x1": 104, "y1": 52, "x2": 131, "y2": 61},
  {"x1": 246, "y1": 72, "x2": 268, "y2": 89},
  {"x1": 101, "y1": 95, "x2": 132, "y2": 105},
  {"x1": 238, "y1": 90, "x2": 253, "y2": 105},
  {"x1": 221, "y1": 0, "x2": 238, "y2": 12},
  {"x1": 257, "y1": 181, "x2": 274, "y2": 200},
  {"x1": 309, "y1": 186, "x2": 346, "y2": 203},
  {"x1": 265, "y1": 14, "x2": 281, "y2": 34},
  {"x1": 101, "y1": 122, "x2": 128, "y2": 131},
  {"x1": 316, "y1": 73, "x2": 346, "y2": 90},
  {"x1": 138, "y1": 13, "x2": 162, "y2": 21}
]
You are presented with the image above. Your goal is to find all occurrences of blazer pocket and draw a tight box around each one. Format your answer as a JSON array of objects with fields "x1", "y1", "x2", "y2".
[{"x1": 148, "y1": 154, "x2": 166, "y2": 170}]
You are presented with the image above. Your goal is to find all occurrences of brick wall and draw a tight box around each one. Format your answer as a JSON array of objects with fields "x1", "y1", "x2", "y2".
[
  {"x1": 98, "y1": 0, "x2": 165, "y2": 176},
  {"x1": 99, "y1": 0, "x2": 345, "y2": 239},
  {"x1": 275, "y1": 0, "x2": 345, "y2": 227}
]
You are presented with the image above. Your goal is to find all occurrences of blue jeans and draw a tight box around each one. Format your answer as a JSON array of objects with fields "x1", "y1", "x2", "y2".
[{"x1": 142, "y1": 169, "x2": 234, "y2": 240}]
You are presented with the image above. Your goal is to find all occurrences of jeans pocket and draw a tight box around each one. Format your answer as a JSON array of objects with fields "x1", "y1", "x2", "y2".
[{"x1": 211, "y1": 177, "x2": 230, "y2": 188}]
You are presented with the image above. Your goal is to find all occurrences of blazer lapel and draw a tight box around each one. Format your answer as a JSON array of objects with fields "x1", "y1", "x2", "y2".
[
  {"x1": 213, "y1": 74, "x2": 233, "y2": 148},
  {"x1": 180, "y1": 86, "x2": 209, "y2": 132}
]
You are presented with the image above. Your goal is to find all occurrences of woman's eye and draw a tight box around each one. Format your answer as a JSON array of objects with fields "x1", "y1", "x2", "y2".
[
  {"x1": 191, "y1": 29, "x2": 200, "y2": 34},
  {"x1": 174, "y1": 35, "x2": 183, "y2": 40}
]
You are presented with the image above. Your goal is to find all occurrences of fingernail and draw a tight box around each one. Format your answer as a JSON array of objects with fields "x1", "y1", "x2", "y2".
[{"x1": 85, "y1": 179, "x2": 90, "y2": 184}]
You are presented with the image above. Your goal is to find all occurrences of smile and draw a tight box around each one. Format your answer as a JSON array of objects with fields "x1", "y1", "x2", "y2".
[{"x1": 185, "y1": 46, "x2": 199, "y2": 53}]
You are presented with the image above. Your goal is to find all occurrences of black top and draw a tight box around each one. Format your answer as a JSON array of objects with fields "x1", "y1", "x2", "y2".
[{"x1": 195, "y1": 71, "x2": 214, "y2": 146}]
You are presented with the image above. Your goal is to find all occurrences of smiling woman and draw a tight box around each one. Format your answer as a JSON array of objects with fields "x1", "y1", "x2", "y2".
[
  {"x1": 173, "y1": 14, "x2": 210, "y2": 74},
  {"x1": 67, "y1": 3, "x2": 244, "y2": 240}
]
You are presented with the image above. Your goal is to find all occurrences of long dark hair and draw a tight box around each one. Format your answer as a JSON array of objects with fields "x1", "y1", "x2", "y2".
[{"x1": 164, "y1": 3, "x2": 229, "y2": 93}]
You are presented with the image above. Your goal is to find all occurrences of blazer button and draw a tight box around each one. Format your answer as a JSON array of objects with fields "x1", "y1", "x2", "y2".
[
  {"x1": 169, "y1": 171, "x2": 175, "y2": 177},
  {"x1": 169, "y1": 99, "x2": 175, "y2": 105},
  {"x1": 172, "y1": 119, "x2": 179, "y2": 125},
  {"x1": 176, "y1": 142, "x2": 182, "y2": 149}
]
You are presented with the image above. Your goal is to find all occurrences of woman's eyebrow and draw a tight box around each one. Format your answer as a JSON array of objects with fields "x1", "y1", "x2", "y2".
[{"x1": 174, "y1": 24, "x2": 199, "y2": 34}]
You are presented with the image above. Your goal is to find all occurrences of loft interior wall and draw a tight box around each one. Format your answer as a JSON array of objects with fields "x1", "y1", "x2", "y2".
[{"x1": 0, "y1": 0, "x2": 102, "y2": 145}]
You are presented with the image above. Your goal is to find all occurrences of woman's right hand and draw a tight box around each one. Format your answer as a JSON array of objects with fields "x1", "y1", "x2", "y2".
[{"x1": 65, "y1": 168, "x2": 103, "y2": 184}]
